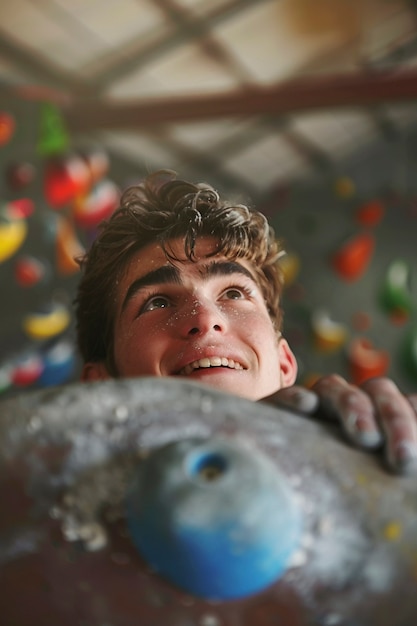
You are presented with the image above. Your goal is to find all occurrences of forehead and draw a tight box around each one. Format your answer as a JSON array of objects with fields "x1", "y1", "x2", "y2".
[
  {"x1": 115, "y1": 237, "x2": 258, "y2": 307},
  {"x1": 122, "y1": 237, "x2": 219, "y2": 282}
]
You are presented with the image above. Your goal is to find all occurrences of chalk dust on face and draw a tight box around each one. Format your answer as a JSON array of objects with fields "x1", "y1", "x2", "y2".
[{"x1": 110, "y1": 238, "x2": 290, "y2": 400}]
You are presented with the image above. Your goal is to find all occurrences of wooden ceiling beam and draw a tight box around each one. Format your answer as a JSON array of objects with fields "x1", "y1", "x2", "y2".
[{"x1": 65, "y1": 69, "x2": 417, "y2": 132}]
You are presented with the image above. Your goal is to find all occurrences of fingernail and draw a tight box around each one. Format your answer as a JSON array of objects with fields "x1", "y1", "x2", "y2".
[
  {"x1": 285, "y1": 389, "x2": 319, "y2": 413},
  {"x1": 390, "y1": 441, "x2": 417, "y2": 474},
  {"x1": 342, "y1": 411, "x2": 383, "y2": 449}
]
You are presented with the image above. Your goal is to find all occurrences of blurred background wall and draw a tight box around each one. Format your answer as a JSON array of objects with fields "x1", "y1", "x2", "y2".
[{"x1": 1, "y1": 0, "x2": 417, "y2": 396}]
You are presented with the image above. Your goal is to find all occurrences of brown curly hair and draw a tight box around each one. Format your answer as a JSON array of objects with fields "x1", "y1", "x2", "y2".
[{"x1": 75, "y1": 170, "x2": 285, "y2": 372}]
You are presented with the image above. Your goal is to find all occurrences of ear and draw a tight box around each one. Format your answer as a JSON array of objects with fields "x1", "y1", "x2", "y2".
[
  {"x1": 277, "y1": 337, "x2": 298, "y2": 387},
  {"x1": 81, "y1": 361, "x2": 112, "y2": 382}
]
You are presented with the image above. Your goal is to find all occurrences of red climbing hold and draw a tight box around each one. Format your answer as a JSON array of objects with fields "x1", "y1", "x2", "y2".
[
  {"x1": 355, "y1": 200, "x2": 384, "y2": 227},
  {"x1": 0, "y1": 112, "x2": 15, "y2": 146},
  {"x1": 6, "y1": 198, "x2": 35, "y2": 219},
  {"x1": 14, "y1": 255, "x2": 47, "y2": 287},
  {"x1": 44, "y1": 155, "x2": 90, "y2": 208},
  {"x1": 348, "y1": 337, "x2": 390, "y2": 385},
  {"x1": 11, "y1": 353, "x2": 44, "y2": 387},
  {"x1": 73, "y1": 179, "x2": 119, "y2": 229},
  {"x1": 6, "y1": 161, "x2": 35, "y2": 190},
  {"x1": 331, "y1": 232, "x2": 375, "y2": 282}
]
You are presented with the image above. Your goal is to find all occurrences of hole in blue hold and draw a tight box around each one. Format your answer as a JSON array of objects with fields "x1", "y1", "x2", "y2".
[{"x1": 187, "y1": 450, "x2": 228, "y2": 482}]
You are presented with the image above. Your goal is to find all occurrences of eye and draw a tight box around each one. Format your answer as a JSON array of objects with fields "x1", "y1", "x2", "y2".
[
  {"x1": 221, "y1": 286, "x2": 251, "y2": 300},
  {"x1": 141, "y1": 295, "x2": 171, "y2": 313}
]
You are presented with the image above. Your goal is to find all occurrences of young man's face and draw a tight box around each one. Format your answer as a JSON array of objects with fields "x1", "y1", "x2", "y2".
[{"x1": 82, "y1": 238, "x2": 297, "y2": 400}]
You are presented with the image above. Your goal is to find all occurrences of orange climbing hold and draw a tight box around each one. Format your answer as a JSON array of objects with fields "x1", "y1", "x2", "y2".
[
  {"x1": 56, "y1": 215, "x2": 84, "y2": 275},
  {"x1": 348, "y1": 337, "x2": 390, "y2": 385},
  {"x1": 331, "y1": 232, "x2": 375, "y2": 282},
  {"x1": 0, "y1": 112, "x2": 15, "y2": 145}
]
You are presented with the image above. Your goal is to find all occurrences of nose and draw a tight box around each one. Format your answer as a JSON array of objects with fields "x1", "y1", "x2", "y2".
[{"x1": 177, "y1": 298, "x2": 226, "y2": 338}]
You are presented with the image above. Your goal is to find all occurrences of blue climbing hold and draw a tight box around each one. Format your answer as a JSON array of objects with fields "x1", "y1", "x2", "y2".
[
  {"x1": 38, "y1": 340, "x2": 76, "y2": 387},
  {"x1": 127, "y1": 437, "x2": 302, "y2": 600}
]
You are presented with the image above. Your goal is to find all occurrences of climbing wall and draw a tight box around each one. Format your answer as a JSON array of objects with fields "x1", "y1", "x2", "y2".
[
  {"x1": 266, "y1": 131, "x2": 417, "y2": 393},
  {"x1": 1, "y1": 91, "x2": 416, "y2": 397},
  {"x1": 0, "y1": 93, "x2": 119, "y2": 395}
]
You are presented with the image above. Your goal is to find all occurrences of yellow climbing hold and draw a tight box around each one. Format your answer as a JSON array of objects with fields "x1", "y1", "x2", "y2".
[
  {"x1": 23, "y1": 305, "x2": 71, "y2": 340},
  {"x1": 279, "y1": 252, "x2": 300, "y2": 287},
  {"x1": 334, "y1": 176, "x2": 355, "y2": 198},
  {"x1": 311, "y1": 309, "x2": 348, "y2": 352},
  {"x1": 0, "y1": 215, "x2": 27, "y2": 263}
]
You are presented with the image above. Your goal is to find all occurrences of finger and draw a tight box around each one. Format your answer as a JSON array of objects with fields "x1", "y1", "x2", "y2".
[
  {"x1": 262, "y1": 385, "x2": 320, "y2": 414},
  {"x1": 312, "y1": 374, "x2": 383, "y2": 449},
  {"x1": 361, "y1": 378, "x2": 417, "y2": 474},
  {"x1": 407, "y1": 394, "x2": 417, "y2": 414}
]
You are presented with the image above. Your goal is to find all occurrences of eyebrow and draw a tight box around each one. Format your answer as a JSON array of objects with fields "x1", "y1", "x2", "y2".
[{"x1": 121, "y1": 260, "x2": 256, "y2": 312}]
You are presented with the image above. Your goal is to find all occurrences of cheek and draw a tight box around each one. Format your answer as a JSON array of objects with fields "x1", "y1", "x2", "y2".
[
  {"x1": 113, "y1": 321, "x2": 167, "y2": 374},
  {"x1": 243, "y1": 315, "x2": 281, "y2": 368},
  {"x1": 237, "y1": 309, "x2": 277, "y2": 341}
]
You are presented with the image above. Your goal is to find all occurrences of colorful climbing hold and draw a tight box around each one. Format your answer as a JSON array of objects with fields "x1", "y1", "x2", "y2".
[
  {"x1": 11, "y1": 353, "x2": 44, "y2": 387},
  {"x1": 6, "y1": 161, "x2": 36, "y2": 190},
  {"x1": 278, "y1": 251, "x2": 301, "y2": 288},
  {"x1": 22, "y1": 303, "x2": 71, "y2": 340},
  {"x1": 44, "y1": 155, "x2": 91, "y2": 208},
  {"x1": 379, "y1": 259, "x2": 413, "y2": 322},
  {"x1": 81, "y1": 148, "x2": 110, "y2": 186},
  {"x1": 6, "y1": 198, "x2": 35, "y2": 219},
  {"x1": 334, "y1": 176, "x2": 355, "y2": 198},
  {"x1": 127, "y1": 437, "x2": 302, "y2": 600},
  {"x1": 72, "y1": 179, "x2": 119, "y2": 229},
  {"x1": 0, "y1": 112, "x2": 15, "y2": 146},
  {"x1": 55, "y1": 215, "x2": 84, "y2": 274},
  {"x1": 348, "y1": 337, "x2": 390, "y2": 385},
  {"x1": 355, "y1": 199, "x2": 384, "y2": 228},
  {"x1": 14, "y1": 255, "x2": 47, "y2": 287},
  {"x1": 37, "y1": 103, "x2": 70, "y2": 156},
  {"x1": 0, "y1": 209, "x2": 27, "y2": 264},
  {"x1": 331, "y1": 232, "x2": 375, "y2": 282},
  {"x1": 311, "y1": 309, "x2": 348, "y2": 352},
  {"x1": 38, "y1": 340, "x2": 76, "y2": 386}
]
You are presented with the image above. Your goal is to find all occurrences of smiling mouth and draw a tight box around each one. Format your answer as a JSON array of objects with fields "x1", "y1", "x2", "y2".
[{"x1": 178, "y1": 356, "x2": 244, "y2": 376}]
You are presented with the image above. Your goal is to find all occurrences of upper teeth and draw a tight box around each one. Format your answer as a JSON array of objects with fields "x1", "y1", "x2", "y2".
[{"x1": 180, "y1": 357, "x2": 244, "y2": 375}]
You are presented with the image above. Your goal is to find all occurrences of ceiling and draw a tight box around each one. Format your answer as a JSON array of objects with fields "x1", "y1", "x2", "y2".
[{"x1": 2, "y1": 0, "x2": 417, "y2": 200}]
